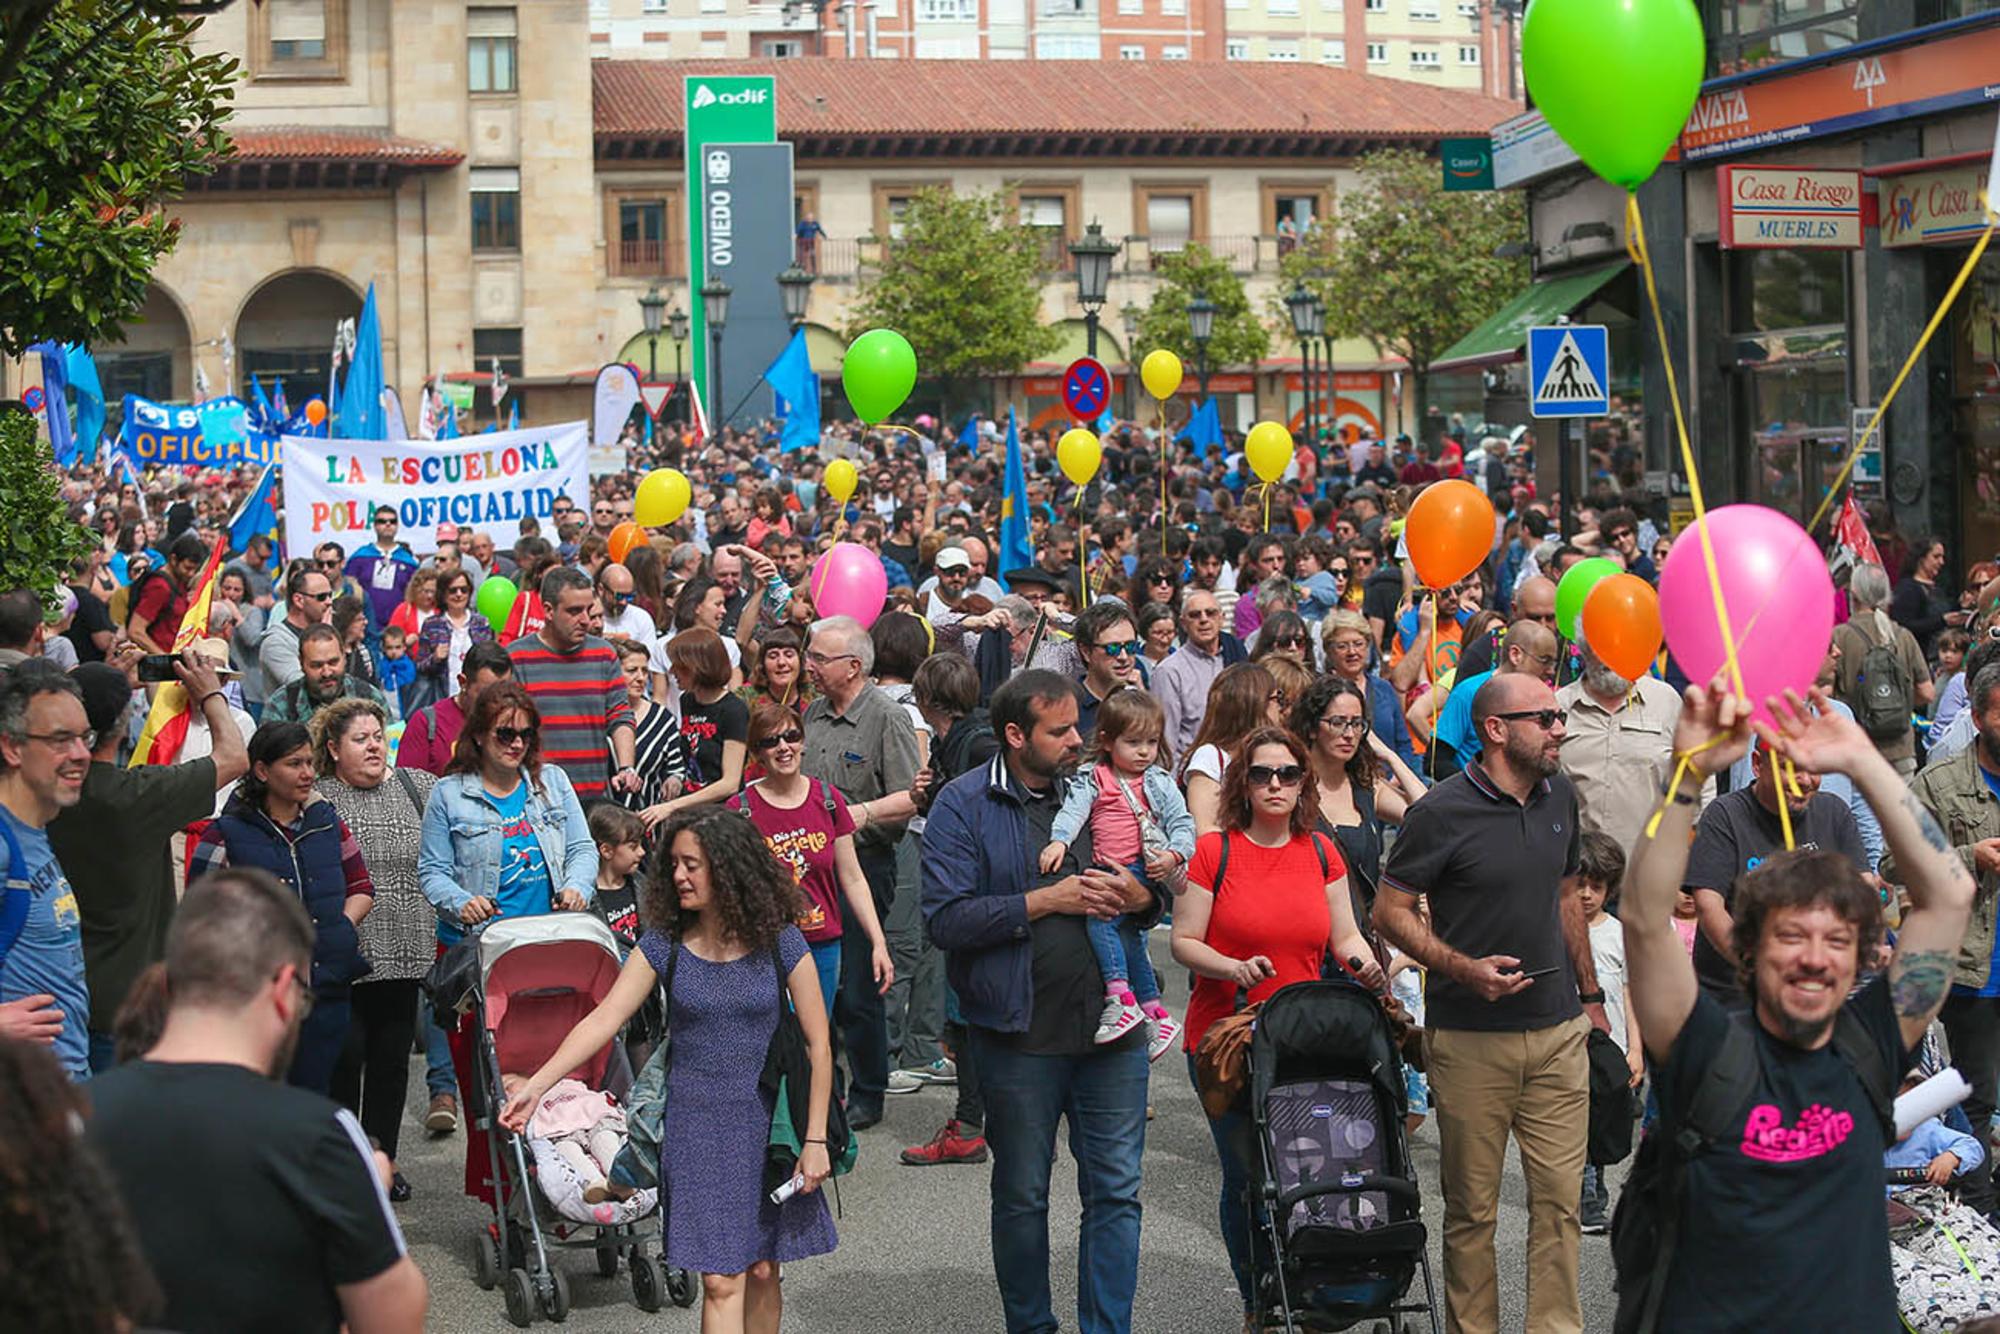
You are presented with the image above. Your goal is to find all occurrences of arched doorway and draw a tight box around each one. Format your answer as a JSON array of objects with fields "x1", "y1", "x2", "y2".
[
  {"x1": 98, "y1": 284, "x2": 192, "y2": 406},
  {"x1": 235, "y1": 270, "x2": 363, "y2": 401}
]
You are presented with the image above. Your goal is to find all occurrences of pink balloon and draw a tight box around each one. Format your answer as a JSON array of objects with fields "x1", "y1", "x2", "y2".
[
  {"x1": 808, "y1": 542, "x2": 889, "y2": 629},
  {"x1": 1657, "y1": 504, "x2": 1833, "y2": 728}
]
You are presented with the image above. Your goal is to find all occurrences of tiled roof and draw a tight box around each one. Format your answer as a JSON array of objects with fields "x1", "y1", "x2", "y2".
[
  {"x1": 227, "y1": 126, "x2": 465, "y2": 167},
  {"x1": 593, "y1": 58, "x2": 1520, "y2": 156}
]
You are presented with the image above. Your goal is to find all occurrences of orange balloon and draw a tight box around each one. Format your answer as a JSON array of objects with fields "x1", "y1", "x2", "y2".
[
  {"x1": 1404, "y1": 480, "x2": 1495, "y2": 589},
  {"x1": 304, "y1": 398, "x2": 327, "y2": 426},
  {"x1": 609, "y1": 521, "x2": 645, "y2": 565},
  {"x1": 1580, "y1": 573, "x2": 1664, "y2": 682}
]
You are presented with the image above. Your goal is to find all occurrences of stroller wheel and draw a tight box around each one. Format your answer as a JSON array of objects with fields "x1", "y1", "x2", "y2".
[
  {"x1": 540, "y1": 1269, "x2": 571, "y2": 1323},
  {"x1": 631, "y1": 1254, "x2": 666, "y2": 1313},
  {"x1": 502, "y1": 1268, "x2": 535, "y2": 1328},
  {"x1": 595, "y1": 1245, "x2": 620, "y2": 1278},
  {"x1": 667, "y1": 1265, "x2": 697, "y2": 1308},
  {"x1": 473, "y1": 1229, "x2": 502, "y2": 1291}
]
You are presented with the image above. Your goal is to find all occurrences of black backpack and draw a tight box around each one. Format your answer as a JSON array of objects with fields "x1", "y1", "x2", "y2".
[
  {"x1": 1586, "y1": 1027, "x2": 1635, "y2": 1167},
  {"x1": 1609, "y1": 1006, "x2": 1895, "y2": 1334},
  {"x1": 1848, "y1": 620, "x2": 1914, "y2": 742}
]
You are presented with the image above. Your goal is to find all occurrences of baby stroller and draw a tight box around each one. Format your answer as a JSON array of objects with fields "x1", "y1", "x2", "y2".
[
  {"x1": 1247, "y1": 980, "x2": 1440, "y2": 1333},
  {"x1": 464, "y1": 915, "x2": 697, "y2": 1326}
]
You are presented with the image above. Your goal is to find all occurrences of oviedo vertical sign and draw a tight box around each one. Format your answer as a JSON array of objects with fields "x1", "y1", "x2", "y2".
[
  {"x1": 684, "y1": 76, "x2": 778, "y2": 415},
  {"x1": 703, "y1": 143, "x2": 797, "y2": 429}
]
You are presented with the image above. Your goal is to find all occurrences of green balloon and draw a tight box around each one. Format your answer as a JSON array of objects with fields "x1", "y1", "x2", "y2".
[
  {"x1": 1556, "y1": 557, "x2": 1621, "y2": 642},
  {"x1": 1522, "y1": 0, "x2": 1705, "y2": 192},
  {"x1": 475, "y1": 575, "x2": 519, "y2": 636},
  {"x1": 842, "y1": 329, "x2": 918, "y2": 425}
]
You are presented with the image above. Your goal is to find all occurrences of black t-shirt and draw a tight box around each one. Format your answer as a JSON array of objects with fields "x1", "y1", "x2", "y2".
[
  {"x1": 1381, "y1": 764, "x2": 1582, "y2": 1032},
  {"x1": 1654, "y1": 982, "x2": 1906, "y2": 1330},
  {"x1": 596, "y1": 873, "x2": 642, "y2": 952},
  {"x1": 86, "y1": 1060, "x2": 407, "y2": 1334},
  {"x1": 679, "y1": 690, "x2": 749, "y2": 790},
  {"x1": 883, "y1": 537, "x2": 921, "y2": 579},
  {"x1": 1361, "y1": 568, "x2": 1403, "y2": 640},
  {"x1": 66, "y1": 585, "x2": 112, "y2": 664},
  {"x1": 1456, "y1": 623, "x2": 1503, "y2": 681},
  {"x1": 1685, "y1": 789, "x2": 1866, "y2": 1001}
]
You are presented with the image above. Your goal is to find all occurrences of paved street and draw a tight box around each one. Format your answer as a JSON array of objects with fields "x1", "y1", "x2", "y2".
[{"x1": 400, "y1": 956, "x2": 1622, "y2": 1332}]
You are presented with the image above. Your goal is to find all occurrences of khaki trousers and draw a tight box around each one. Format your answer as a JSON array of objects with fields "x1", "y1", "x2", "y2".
[{"x1": 1424, "y1": 1013, "x2": 1588, "y2": 1334}]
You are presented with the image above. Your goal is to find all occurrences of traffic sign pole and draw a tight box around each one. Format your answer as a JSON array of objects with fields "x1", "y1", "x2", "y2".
[{"x1": 1559, "y1": 418, "x2": 1577, "y2": 541}]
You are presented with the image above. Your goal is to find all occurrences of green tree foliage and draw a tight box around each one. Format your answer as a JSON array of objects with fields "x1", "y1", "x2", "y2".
[
  {"x1": 848, "y1": 187, "x2": 1061, "y2": 416},
  {"x1": 0, "y1": 410, "x2": 95, "y2": 608},
  {"x1": 1137, "y1": 244, "x2": 1270, "y2": 374},
  {"x1": 1279, "y1": 149, "x2": 1526, "y2": 419},
  {"x1": 0, "y1": 1, "x2": 236, "y2": 357}
]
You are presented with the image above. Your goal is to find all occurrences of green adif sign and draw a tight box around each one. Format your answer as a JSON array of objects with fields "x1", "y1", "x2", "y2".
[
  {"x1": 684, "y1": 76, "x2": 778, "y2": 420},
  {"x1": 1441, "y1": 137, "x2": 1495, "y2": 192}
]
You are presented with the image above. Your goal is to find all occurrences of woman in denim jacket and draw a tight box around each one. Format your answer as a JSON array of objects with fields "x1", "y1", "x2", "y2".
[{"x1": 417, "y1": 680, "x2": 598, "y2": 1201}]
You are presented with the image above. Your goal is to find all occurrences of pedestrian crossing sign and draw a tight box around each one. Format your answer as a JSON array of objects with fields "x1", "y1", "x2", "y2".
[{"x1": 1528, "y1": 324, "x2": 1610, "y2": 418}]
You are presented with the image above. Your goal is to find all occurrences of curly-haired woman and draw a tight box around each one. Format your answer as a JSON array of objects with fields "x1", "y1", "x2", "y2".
[{"x1": 502, "y1": 806, "x2": 837, "y2": 1333}]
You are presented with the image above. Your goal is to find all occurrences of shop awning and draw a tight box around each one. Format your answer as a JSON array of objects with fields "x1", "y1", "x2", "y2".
[{"x1": 1431, "y1": 260, "x2": 1629, "y2": 372}]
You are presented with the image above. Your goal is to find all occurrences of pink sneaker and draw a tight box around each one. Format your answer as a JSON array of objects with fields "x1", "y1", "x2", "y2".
[
  {"x1": 1145, "y1": 1012, "x2": 1180, "y2": 1062},
  {"x1": 1095, "y1": 997, "x2": 1146, "y2": 1044}
]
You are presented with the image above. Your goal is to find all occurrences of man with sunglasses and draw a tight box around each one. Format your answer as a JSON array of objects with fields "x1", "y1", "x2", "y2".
[
  {"x1": 1155, "y1": 590, "x2": 1248, "y2": 757},
  {"x1": 595, "y1": 563, "x2": 656, "y2": 645},
  {"x1": 1375, "y1": 672, "x2": 1606, "y2": 1334},
  {"x1": 258, "y1": 563, "x2": 334, "y2": 697},
  {"x1": 1071, "y1": 602, "x2": 1143, "y2": 744},
  {"x1": 341, "y1": 507, "x2": 416, "y2": 646}
]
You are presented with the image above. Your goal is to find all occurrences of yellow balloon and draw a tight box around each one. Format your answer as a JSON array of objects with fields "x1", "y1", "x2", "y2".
[
  {"x1": 1056, "y1": 428, "x2": 1103, "y2": 487},
  {"x1": 824, "y1": 458, "x2": 859, "y2": 504},
  {"x1": 1140, "y1": 349, "x2": 1183, "y2": 401},
  {"x1": 1244, "y1": 420, "x2": 1293, "y2": 484},
  {"x1": 633, "y1": 467, "x2": 691, "y2": 527}
]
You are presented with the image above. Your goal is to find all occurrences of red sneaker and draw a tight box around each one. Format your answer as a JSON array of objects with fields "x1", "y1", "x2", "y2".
[{"x1": 899, "y1": 1119, "x2": 989, "y2": 1166}]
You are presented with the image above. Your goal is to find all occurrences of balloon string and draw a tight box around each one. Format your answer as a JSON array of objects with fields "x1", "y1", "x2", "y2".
[
  {"x1": 1643, "y1": 739, "x2": 1719, "y2": 841},
  {"x1": 1157, "y1": 397, "x2": 1169, "y2": 555},
  {"x1": 1261, "y1": 482, "x2": 1272, "y2": 534},
  {"x1": 1075, "y1": 489, "x2": 1089, "y2": 609},
  {"x1": 1625, "y1": 193, "x2": 1746, "y2": 706},
  {"x1": 1776, "y1": 755, "x2": 1796, "y2": 852}
]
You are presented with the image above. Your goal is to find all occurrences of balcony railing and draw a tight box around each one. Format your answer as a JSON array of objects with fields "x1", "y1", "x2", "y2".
[{"x1": 615, "y1": 237, "x2": 677, "y2": 276}]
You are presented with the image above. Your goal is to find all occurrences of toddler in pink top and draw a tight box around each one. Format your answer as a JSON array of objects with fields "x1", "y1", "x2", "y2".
[{"x1": 503, "y1": 1073, "x2": 629, "y2": 1203}]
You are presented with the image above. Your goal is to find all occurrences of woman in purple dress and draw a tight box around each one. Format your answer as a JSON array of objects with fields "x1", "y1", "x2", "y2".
[{"x1": 502, "y1": 806, "x2": 837, "y2": 1330}]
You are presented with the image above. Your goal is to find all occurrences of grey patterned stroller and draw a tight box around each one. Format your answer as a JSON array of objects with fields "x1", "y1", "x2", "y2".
[{"x1": 1247, "y1": 980, "x2": 1440, "y2": 1333}]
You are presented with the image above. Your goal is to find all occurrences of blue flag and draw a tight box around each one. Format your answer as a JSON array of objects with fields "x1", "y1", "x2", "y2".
[
  {"x1": 273, "y1": 377, "x2": 291, "y2": 425},
  {"x1": 508, "y1": 398, "x2": 520, "y2": 432},
  {"x1": 998, "y1": 408, "x2": 1033, "y2": 583},
  {"x1": 335, "y1": 283, "x2": 385, "y2": 439},
  {"x1": 762, "y1": 329, "x2": 821, "y2": 453},
  {"x1": 957, "y1": 415, "x2": 980, "y2": 451},
  {"x1": 30, "y1": 342, "x2": 72, "y2": 466},
  {"x1": 67, "y1": 345, "x2": 104, "y2": 464},
  {"x1": 248, "y1": 376, "x2": 276, "y2": 435},
  {"x1": 228, "y1": 462, "x2": 280, "y2": 557},
  {"x1": 1176, "y1": 397, "x2": 1223, "y2": 453}
]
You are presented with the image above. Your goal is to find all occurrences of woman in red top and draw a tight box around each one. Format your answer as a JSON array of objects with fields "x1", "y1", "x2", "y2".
[{"x1": 1172, "y1": 725, "x2": 1382, "y2": 1323}]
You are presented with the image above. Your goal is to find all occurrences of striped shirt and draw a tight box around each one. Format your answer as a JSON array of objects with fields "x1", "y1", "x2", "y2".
[{"x1": 508, "y1": 633, "x2": 634, "y2": 800}]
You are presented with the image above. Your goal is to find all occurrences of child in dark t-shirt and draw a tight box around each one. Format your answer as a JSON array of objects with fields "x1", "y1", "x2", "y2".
[{"x1": 588, "y1": 804, "x2": 646, "y2": 955}]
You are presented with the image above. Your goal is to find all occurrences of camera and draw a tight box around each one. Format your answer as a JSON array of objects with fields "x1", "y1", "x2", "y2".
[{"x1": 136, "y1": 654, "x2": 180, "y2": 684}]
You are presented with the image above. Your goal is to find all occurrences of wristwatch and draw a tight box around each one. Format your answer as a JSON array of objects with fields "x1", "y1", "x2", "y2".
[{"x1": 1579, "y1": 990, "x2": 1607, "y2": 1005}]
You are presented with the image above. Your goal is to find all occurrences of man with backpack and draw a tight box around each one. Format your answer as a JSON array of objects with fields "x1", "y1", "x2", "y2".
[
  {"x1": 1834, "y1": 562, "x2": 1934, "y2": 778},
  {"x1": 1618, "y1": 680, "x2": 1973, "y2": 1332},
  {"x1": 128, "y1": 532, "x2": 207, "y2": 654}
]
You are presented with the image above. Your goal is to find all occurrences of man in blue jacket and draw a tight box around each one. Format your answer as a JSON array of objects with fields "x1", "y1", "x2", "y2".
[{"x1": 920, "y1": 669, "x2": 1163, "y2": 1334}]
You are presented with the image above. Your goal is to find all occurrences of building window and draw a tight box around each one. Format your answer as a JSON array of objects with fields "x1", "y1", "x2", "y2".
[
  {"x1": 701, "y1": 0, "x2": 727, "y2": 11},
  {"x1": 1322, "y1": 0, "x2": 1344, "y2": 9},
  {"x1": 1365, "y1": 0, "x2": 1384, "y2": 10},
  {"x1": 1408, "y1": 0, "x2": 1437, "y2": 18},
  {"x1": 467, "y1": 9, "x2": 517, "y2": 93},
  {"x1": 1272, "y1": 192, "x2": 1320, "y2": 231},
  {"x1": 1119, "y1": 42, "x2": 1145, "y2": 57},
  {"x1": 1162, "y1": 41, "x2": 1188, "y2": 56},
  {"x1": 1365, "y1": 40, "x2": 1386, "y2": 62},
  {"x1": 1033, "y1": 32, "x2": 1096, "y2": 56},
  {"x1": 1162, "y1": 0, "x2": 1185, "y2": 12},
  {"x1": 471, "y1": 168, "x2": 521, "y2": 251},
  {"x1": 617, "y1": 199, "x2": 669, "y2": 274},
  {"x1": 1268, "y1": 0, "x2": 1300, "y2": 13},
  {"x1": 1019, "y1": 193, "x2": 1069, "y2": 267},
  {"x1": 251, "y1": 0, "x2": 347, "y2": 80},
  {"x1": 1267, "y1": 39, "x2": 1299, "y2": 59},
  {"x1": 1409, "y1": 44, "x2": 1440, "y2": 65},
  {"x1": 1321, "y1": 37, "x2": 1345, "y2": 61},
  {"x1": 474, "y1": 328, "x2": 523, "y2": 380},
  {"x1": 760, "y1": 38, "x2": 806, "y2": 56},
  {"x1": 918, "y1": 0, "x2": 978, "y2": 18},
  {"x1": 915, "y1": 37, "x2": 971, "y2": 54},
  {"x1": 590, "y1": 0, "x2": 608, "y2": 14},
  {"x1": 1039, "y1": 0, "x2": 1085, "y2": 13},
  {"x1": 1458, "y1": 42, "x2": 1479, "y2": 62},
  {"x1": 1705, "y1": 1, "x2": 1859, "y2": 77},
  {"x1": 1226, "y1": 38, "x2": 1249, "y2": 58},
  {"x1": 1457, "y1": 0, "x2": 1478, "y2": 14},
  {"x1": 875, "y1": 191, "x2": 916, "y2": 241},
  {"x1": 642, "y1": 0, "x2": 666, "y2": 10},
  {"x1": 1140, "y1": 188, "x2": 1201, "y2": 259},
  {"x1": 1119, "y1": 0, "x2": 1144, "y2": 12}
]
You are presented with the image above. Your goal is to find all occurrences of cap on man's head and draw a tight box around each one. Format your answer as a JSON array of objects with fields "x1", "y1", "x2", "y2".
[
  {"x1": 934, "y1": 548, "x2": 972, "y2": 573},
  {"x1": 71, "y1": 662, "x2": 132, "y2": 738},
  {"x1": 436, "y1": 522, "x2": 460, "y2": 544},
  {"x1": 1002, "y1": 566, "x2": 1062, "y2": 593}
]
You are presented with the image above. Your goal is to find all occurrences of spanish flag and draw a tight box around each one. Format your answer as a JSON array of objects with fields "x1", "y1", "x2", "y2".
[{"x1": 127, "y1": 537, "x2": 227, "y2": 768}]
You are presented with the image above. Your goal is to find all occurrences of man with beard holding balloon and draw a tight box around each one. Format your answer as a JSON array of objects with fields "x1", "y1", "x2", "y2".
[{"x1": 1556, "y1": 637, "x2": 1707, "y2": 853}]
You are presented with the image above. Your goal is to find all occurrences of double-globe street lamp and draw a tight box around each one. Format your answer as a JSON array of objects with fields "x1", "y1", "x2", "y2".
[
  {"x1": 777, "y1": 263, "x2": 816, "y2": 332},
  {"x1": 1187, "y1": 291, "x2": 1216, "y2": 401},
  {"x1": 1068, "y1": 220, "x2": 1121, "y2": 360},
  {"x1": 701, "y1": 277, "x2": 732, "y2": 430},
  {"x1": 1285, "y1": 284, "x2": 1316, "y2": 445},
  {"x1": 637, "y1": 283, "x2": 691, "y2": 424},
  {"x1": 1309, "y1": 294, "x2": 1332, "y2": 446}
]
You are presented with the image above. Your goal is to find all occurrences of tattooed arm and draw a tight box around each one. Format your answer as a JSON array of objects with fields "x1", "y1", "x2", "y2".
[{"x1": 1764, "y1": 688, "x2": 1975, "y2": 1050}]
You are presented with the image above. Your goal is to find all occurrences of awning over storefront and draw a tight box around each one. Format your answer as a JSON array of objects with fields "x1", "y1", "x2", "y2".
[{"x1": 1431, "y1": 260, "x2": 1629, "y2": 372}]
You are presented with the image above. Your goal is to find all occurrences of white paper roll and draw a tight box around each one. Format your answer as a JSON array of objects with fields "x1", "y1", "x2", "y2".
[{"x1": 1894, "y1": 1068, "x2": 1972, "y2": 1140}]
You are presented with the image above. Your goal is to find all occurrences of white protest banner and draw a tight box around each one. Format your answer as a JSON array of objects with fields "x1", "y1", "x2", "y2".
[{"x1": 281, "y1": 421, "x2": 589, "y2": 558}]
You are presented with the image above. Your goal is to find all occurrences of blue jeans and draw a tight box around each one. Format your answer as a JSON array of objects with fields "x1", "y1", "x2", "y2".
[
  {"x1": 286, "y1": 995, "x2": 351, "y2": 1096},
  {"x1": 424, "y1": 994, "x2": 457, "y2": 1099},
  {"x1": 971, "y1": 1028, "x2": 1148, "y2": 1334},
  {"x1": 1084, "y1": 893, "x2": 1160, "y2": 1005},
  {"x1": 808, "y1": 939, "x2": 841, "y2": 1018},
  {"x1": 835, "y1": 845, "x2": 896, "y2": 1115},
  {"x1": 1187, "y1": 1052, "x2": 1263, "y2": 1308}
]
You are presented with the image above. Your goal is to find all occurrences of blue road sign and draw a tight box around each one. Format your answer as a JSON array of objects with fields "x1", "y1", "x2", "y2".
[
  {"x1": 1062, "y1": 357, "x2": 1111, "y2": 420},
  {"x1": 1528, "y1": 324, "x2": 1609, "y2": 419}
]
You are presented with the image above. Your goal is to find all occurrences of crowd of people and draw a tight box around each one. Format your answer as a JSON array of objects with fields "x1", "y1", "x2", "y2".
[{"x1": 9, "y1": 410, "x2": 2000, "y2": 1334}]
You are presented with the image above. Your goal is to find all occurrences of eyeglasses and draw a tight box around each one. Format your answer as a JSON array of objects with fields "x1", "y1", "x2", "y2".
[
  {"x1": 807, "y1": 650, "x2": 858, "y2": 667},
  {"x1": 1351, "y1": 555, "x2": 1377, "y2": 568},
  {"x1": 754, "y1": 728, "x2": 806, "y2": 751},
  {"x1": 300, "y1": 590, "x2": 332, "y2": 603},
  {"x1": 1606, "y1": 529, "x2": 1634, "y2": 543},
  {"x1": 285, "y1": 970, "x2": 315, "y2": 1017},
  {"x1": 1148, "y1": 575, "x2": 1174, "y2": 586},
  {"x1": 317, "y1": 559, "x2": 342, "y2": 570},
  {"x1": 1246, "y1": 763, "x2": 1306, "y2": 788},
  {"x1": 1319, "y1": 716, "x2": 1368, "y2": 734},
  {"x1": 610, "y1": 590, "x2": 636, "y2": 604},
  {"x1": 374, "y1": 515, "x2": 397, "y2": 527},
  {"x1": 491, "y1": 725, "x2": 538, "y2": 747},
  {"x1": 23, "y1": 729, "x2": 96, "y2": 751},
  {"x1": 1328, "y1": 565, "x2": 1349, "y2": 580},
  {"x1": 1270, "y1": 635, "x2": 1306, "y2": 650},
  {"x1": 1184, "y1": 608, "x2": 1220, "y2": 621},
  {"x1": 1495, "y1": 708, "x2": 1567, "y2": 729},
  {"x1": 1100, "y1": 640, "x2": 1144, "y2": 658}
]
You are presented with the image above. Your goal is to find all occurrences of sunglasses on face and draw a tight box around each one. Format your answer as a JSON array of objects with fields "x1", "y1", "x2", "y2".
[
  {"x1": 1099, "y1": 640, "x2": 1144, "y2": 658},
  {"x1": 1328, "y1": 565, "x2": 1349, "y2": 579},
  {"x1": 491, "y1": 725, "x2": 538, "y2": 747},
  {"x1": 1184, "y1": 608, "x2": 1220, "y2": 621},
  {"x1": 300, "y1": 590, "x2": 332, "y2": 603},
  {"x1": 754, "y1": 728, "x2": 806, "y2": 751},
  {"x1": 1352, "y1": 555, "x2": 1377, "y2": 568},
  {"x1": 1246, "y1": 763, "x2": 1306, "y2": 788},
  {"x1": 1496, "y1": 708, "x2": 1567, "y2": 729}
]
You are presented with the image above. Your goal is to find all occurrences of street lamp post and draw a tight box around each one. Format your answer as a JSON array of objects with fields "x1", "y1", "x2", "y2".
[
  {"x1": 1307, "y1": 295, "x2": 1330, "y2": 445},
  {"x1": 1119, "y1": 301, "x2": 1141, "y2": 419},
  {"x1": 777, "y1": 263, "x2": 815, "y2": 332},
  {"x1": 638, "y1": 283, "x2": 667, "y2": 381},
  {"x1": 667, "y1": 305, "x2": 689, "y2": 423},
  {"x1": 1187, "y1": 291, "x2": 1216, "y2": 402},
  {"x1": 1069, "y1": 220, "x2": 1120, "y2": 360},
  {"x1": 701, "y1": 277, "x2": 731, "y2": 431},
  {"x1": 1285, "y1": 284, "x2": 1315, "y2": 445}
]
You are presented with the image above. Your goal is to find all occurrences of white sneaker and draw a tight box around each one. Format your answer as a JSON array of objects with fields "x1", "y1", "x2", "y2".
[
  {"x1": 1145, "y1": 1013, "x2": 1180, "y2": 1062},
  {"x1": 886, "y1": 1069, "x2": 925, "y2": 1095},
  {"x1": 902, "y1": 1057, "x2": 957, "y2": 1086},
  {"x1": 1095, "y1": 998, "x2": 1146, "y2": 1045}
]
